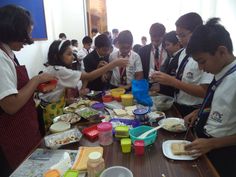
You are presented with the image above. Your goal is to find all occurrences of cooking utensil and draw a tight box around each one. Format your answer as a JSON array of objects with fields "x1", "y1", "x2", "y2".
[{"x1": 137, "y1": 125, "x2": 163, "y2": 139}]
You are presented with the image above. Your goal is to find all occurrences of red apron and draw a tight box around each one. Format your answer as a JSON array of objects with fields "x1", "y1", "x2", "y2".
[{"x1": 0, "y1": 56, "x2": 41, "y2": 170}]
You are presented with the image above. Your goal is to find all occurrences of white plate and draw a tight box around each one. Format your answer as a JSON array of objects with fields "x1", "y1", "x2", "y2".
[
  {"x1": 158, "y1": 117, "x2": 187, "y2": 132},
  {"x1": 162, "y1": 140, "x2": 197, "y2": 160}
]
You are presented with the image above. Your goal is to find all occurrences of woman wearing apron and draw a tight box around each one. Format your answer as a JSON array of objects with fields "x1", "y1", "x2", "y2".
[
  {"x1": 0, "y1": 5, "x2": 55, "y2": 176},
  {"x1": 184, "y1": 18, "x2": 236, "y2": 177}
]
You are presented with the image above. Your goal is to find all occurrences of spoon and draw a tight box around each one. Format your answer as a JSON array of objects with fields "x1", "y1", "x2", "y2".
[{"x1": 137, "y1": 125, "x2": 163, "y2": 139}]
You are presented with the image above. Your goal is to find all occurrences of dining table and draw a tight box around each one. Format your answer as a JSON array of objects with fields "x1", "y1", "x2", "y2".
[{"x1": 12, "y1": 105, "x2": 220, "y2": 177}]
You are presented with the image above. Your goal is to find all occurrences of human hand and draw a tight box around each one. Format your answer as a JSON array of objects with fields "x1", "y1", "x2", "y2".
[
  {"x1": 36, "y1": 73, "x2": 57, "y2": 84},
  {"x1": 97, "y1": 60, "x2": 108, "y2": 68},
  {"x1": 149, "y1": 71, "x2": 177, "y2": 86},
  {"x1": 101, "y1": 72, "x2": 111, "y2": 82},
  {"x1": 185, "y1": 138, "x2": 214, "y2": 156},
  {"x1": 184, "y1": 109, "x2": 199, "y2": 127},
  {"x1": 112, "y1": 58, "x2": 129, "y2": 67}
]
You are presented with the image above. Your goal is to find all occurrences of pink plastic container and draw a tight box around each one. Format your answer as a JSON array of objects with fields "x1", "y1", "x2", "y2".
[
  {"x1": 97, "y1": 122, "x2": 113, "y2": 146},
  {"x1": 134, "y1": 140, "x2": 145, "y2": 155}
]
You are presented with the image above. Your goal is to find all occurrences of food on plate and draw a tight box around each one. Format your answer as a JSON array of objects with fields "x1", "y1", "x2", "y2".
[
  {"x1": 161, "y1": 118, "x2": 186, "y2": 132},
  {"x1": 113, "y1": 109, "x2": 127, "y2": 116},
  {"x1": 171, "y1": 142, "x2": 188, "y2": 155},
  {"x1": 64, "y1": 100, "x2": 91, "y2": 113},
  {"x1": 56, "y1": 113, "x2": 81, "y2": 124},
  {"x1": 75, "y1": 107, "x2": 99, "y2": 119}
]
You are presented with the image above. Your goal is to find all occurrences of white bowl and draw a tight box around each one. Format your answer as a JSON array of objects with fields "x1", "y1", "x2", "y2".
[
  {"x1": 100, "y1": 166, "x2": 133, "y2": 177},
  {"x1": 152, "y1": 95, "x2": 174, "y2": 111}
]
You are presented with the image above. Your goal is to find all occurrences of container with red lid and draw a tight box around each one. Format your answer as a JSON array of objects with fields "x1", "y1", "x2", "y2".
[
  {"x1": 37, "y1": 79, "x2": 58, "y2": 93},
  {"x1": 134, "y1": 140, "x2": 145, "y2": 155},
  {"x1": 97, "y1": 122, "x2": 113, "y2": 146},
  {"x1": 82, "y1": 124, "x2": 99, "y2": 141}
]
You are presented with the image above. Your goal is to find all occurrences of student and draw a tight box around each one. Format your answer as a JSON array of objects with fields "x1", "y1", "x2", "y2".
[
  {"x1": 158, "y1": 31, "x2": 183, "y2": 97},
  {"x1": 59, "y1": 33, "x2": 67, "y2": 40},
  {"x1": 91, "y1": 27, "x2": 100, "y2": 49},
  {"x1": 83, "y1": 34, "x2": 112, "y2": 91},
  {"x1": 184, "y1": 18, "x2": 236, "y2": 177},
  {"x1": 39, "y1": 39, "x2": 128, "y2": 129},
  {"x1": 141, "y1": 36, "x2": 147, "y2": 46},
  {"x1": 109, "y1": 30, "x2": 143, "y2": 90},
  {"x1": 139, "y1": 22, "x2": 168, "y2": 79},
  {"x1": 77, "y1": 36, "x2": 93, "y2": 70},
  {"x1": 0, "y1": 5, "x2": 56, "y2": 176},
  {"x1": 150, "y1": 13, "x2": 213, "y2": 117},
  {"x1": 71, "y1": 39, "x2": 79, "y2": 54},
  {"x1": 112, "y1": 28, "x2": 119, "y2": 42},
  {"x1": 132, "y1": 44, "x2": 142, "y2": 54}
]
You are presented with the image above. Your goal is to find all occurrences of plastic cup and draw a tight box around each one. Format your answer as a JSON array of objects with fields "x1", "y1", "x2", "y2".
[{"x1": 100, "y1": 166, "x2": 133, "y2": 177}]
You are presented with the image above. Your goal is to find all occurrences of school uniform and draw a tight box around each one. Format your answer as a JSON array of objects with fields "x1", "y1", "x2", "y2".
[
  {"x1": 109, "y1": 50, "x2": 143, "y2": 87},
  {"x1": 77, "y1": 48, "x2": 92, "y2": 71},
  {"x1": 139, "y1": 43, "x2": 168, "y2": 79},
  {"x1": 0, "y1": 43, "x2": 42, "y2": 174},
  {"x1": 39, "y1": 65, "x2": 82, "y2": 129},
  {"x1": 174, "y1": 49, "x2": 213, "y2": 116},
  {"x1": 195, "y1": 60, "x2": 236, "y2": 177}
]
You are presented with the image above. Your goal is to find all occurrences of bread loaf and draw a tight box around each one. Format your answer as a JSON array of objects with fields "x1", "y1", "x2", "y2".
[{"x1": 171, "y1": 143, "x2": 188, "y2": 155}]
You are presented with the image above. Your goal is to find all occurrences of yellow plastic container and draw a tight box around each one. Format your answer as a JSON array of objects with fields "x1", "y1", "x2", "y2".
[
  {"x1": 121, "y1": 138, "x2": 131, "y2": 153},
  {"x1": 110, "y1": 88, "x2": 125, "y2": 101},
  {"x1": 121, "y1": 94, "x2": 133, "y2": 106}
]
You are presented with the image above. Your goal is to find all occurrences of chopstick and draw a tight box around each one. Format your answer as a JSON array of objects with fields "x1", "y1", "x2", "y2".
[{"x1": 184, "y1": 126, "x2": 190, "y2": 140}]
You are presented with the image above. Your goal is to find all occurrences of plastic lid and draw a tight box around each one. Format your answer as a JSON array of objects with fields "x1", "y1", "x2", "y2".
[
  {"x1": 49, "y1": 121, "x2": 71, "y2": 133},
  {"x1": 121, "y1": 138, "x2": 131, "y2": 145},
  {"x1": 134, "y1": 140, "x2": 145, "y2": 146},
  {"x1": 63, "y1": 169, "x2": 79, "y2": 177},
  {"x1": 88, "y1": 151, "x2": 102, "y2": 162},
  {"x1": 44, "y1": 169, "x2": 60, "y2": 177},
  {"x1": 97, "y1": 122, "x2": 112, "y2": 131},
  {"x1": 121, "y1": 94, "x2": 133, "y2": 99},
  {"x1": 133, "y1": 108, "x2": 149, "y2": 115},
  {"x1": 91, "y1": 103, "x2": 104, "y2": 110}
]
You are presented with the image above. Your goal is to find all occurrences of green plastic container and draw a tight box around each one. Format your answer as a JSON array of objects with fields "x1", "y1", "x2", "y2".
[
  {"x1": 63, "y1": 169, "x2": 79, "y2": 177},
  {"x1": 129, "y1": 125, "x2": 157, "y2": 146}
]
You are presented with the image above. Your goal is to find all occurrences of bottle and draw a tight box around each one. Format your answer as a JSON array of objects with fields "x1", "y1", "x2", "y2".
[{"x1": 87, "y1": 151, "x2": 105, "y2": 177}]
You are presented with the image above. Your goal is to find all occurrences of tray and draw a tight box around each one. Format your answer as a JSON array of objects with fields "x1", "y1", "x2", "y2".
[{"x1": 75, "y1": 107, "x2": 99, "y2": 120}]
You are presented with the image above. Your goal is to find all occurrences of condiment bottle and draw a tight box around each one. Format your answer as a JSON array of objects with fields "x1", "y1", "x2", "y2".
[{"x1": 87, "y1": 151, "x2": 105, "y2": 177}]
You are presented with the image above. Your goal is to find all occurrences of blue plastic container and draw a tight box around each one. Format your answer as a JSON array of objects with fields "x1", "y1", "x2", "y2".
[{"x1": 129, "y1": 125, "x2": 157, "y2": 146}]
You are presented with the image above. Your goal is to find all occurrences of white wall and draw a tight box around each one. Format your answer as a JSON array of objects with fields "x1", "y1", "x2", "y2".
[
  {"x1": 14, "y1": 0, "x2": 87, "y2": 78},
  {"x1": 106, "y1": 0, "x2": 236, "y2": 55}
]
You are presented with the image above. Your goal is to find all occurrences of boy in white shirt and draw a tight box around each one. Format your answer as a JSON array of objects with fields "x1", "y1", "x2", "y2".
[
  {"x1": 109, "y1": 30, "x2": 143, "y2": 90},
  {"x1": 184, "y1": 18, "x2": 236, "y2": 177}
]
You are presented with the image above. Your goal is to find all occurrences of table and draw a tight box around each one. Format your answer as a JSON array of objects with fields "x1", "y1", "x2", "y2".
[{"x1": 49, "y1": 107, "x2": 220, "y2": 177}]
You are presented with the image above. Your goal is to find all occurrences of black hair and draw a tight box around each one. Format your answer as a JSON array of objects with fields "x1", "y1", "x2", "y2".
[
  {"x1": 113, "y1": 37, "x2": 118, "y2": 45},
  {"x1": 59, "y1": 33, "x2": 66, "y2": 39},
  {"x1": 163, "y1": 31, "x2": 179, "y2": 44},
  {"x1": 133, "y1": 44, "x2": 142, "y2": 53},
  {"x1": 95, "y1": 34, "x2": 111, "y2": 48},
  {"x1": 82, "y1": 36, "x2": 92, "y2": 44},
  {"x1": 149, "y1": 23, "x2": 166, "y2": 37},
  {"x1": 91, "y1": 28, "x2": 98, "y2": 33},
  {"x1": 48, "y1": 40, "x2": 72, "y2": 67},
  {"x1": 141, "y1": 36, "x2": 147, "y2": 41},
  {"x1": 186, "y1": 18, "x2": 233, "y2": 55},
  {"x1": 175, "y1": 12, "x2": 203, "y2": 32},
  {"x1": 71, "y1": 39, "x2": 78, "y2": 46},
  {"x1": 0, "y1": 5, "x2": 33, "y2": 44},
  {"x1": 112, "y1": 28, "x2": 119, "y2": 34},
  {"x1": 117, "y1": 30, "x2": 133, "y2": 45}
]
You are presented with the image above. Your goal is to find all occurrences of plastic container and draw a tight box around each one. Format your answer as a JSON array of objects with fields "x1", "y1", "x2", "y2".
[
  {"x1": 134, "y1": 140, "x2": 145, "y2": 155},
  {"x1": 121, "y1": 138, "x2": 131, "y2": 153},
  {"x1": 102, "y1": 95, "x2": 113, "y2": 103},
  {"x1": 121, "y1": 94, "x2": 133, "y2": 106},
  {"x1": 75, "y1": 107, "x2": 99, "y2": 121},
  {"x1": 87, "y1": 151, "x2": 105, "y2": 177},
  {"x1": 133, "y1": 107, "x2": 149, "y2": 122},
  {"x1": 152, "y1": 95, "x2": 174, "y2": 111},
  {"x1": 97, "y1": 122, "x2": 113, "y2": 146},
  {"x1": 82, "y1": 124, "x2": 99, "y2": 140},
  {"x1": 115, "y1": 126, "x2": 129, "y2": 138},
  {"x1": 44, "y1": 169, "x2": 60, "y2": 177},
  {"x1": 110, "y1": 88, "x2": 125, "y2": 101},
  {"x1": 49, "y1": 121, "x2": 71, "y2": 133},
  {"x1": 129, "y1": 125, "x2": 157, "y2": 146},
  {"x1": 37, "y1": 79, "x2": 58, "y2": 93},
  {"x1": 63, "y1": 169, "x2": 79, "y2": 177},
  {"x1": 91, "y1": 103, "x2": 105, "y2": 112},
  {"x1": 100, "y1": 166, "x2": 133, "y2": 177}
]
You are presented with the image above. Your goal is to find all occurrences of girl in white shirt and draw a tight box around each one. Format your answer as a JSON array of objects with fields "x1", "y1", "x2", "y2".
[{"x1": 39, "y1": 40, "x2": 128, "y2": 129}]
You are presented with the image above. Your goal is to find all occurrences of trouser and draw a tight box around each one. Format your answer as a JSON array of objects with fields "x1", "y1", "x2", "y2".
[{"x1": 174, "y1": 102, "x2": 200, "y2": 117}]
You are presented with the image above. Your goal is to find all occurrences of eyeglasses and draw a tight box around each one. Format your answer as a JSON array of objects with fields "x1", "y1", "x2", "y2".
[{"x1": 176, "y1": 31, "x2": 191, "y2": 40}]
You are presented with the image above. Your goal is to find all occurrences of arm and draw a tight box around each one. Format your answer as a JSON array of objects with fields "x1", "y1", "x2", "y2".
[
  {"x1": 135, "y1": 71, "x2": 143, "y2": 80},
  {"x1": 150, "y1": 71, "x2": 208, "y2": 98},
  {"x1": 0, "y1": 73, "x2": 56, "y2": 114},
  {"x1": 80, "y1": 58, "x2": 128, "y2": 81},
  {"x1": 185, "y1": 135, "x2": 236, "y2": 156}
]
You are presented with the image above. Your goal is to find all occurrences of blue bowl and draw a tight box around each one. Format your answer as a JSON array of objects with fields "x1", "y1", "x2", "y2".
[{"x1": 129, "y1": 125, "x2": 157, "y2": 146}]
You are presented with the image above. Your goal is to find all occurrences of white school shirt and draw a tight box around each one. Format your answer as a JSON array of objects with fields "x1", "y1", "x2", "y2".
[
  {"x1": 204, "y1": 59, "x2": 236, "y2": 137},
  {"x1": 39, "y1": 66, "x2": 82, "y2": 102},
  {"x1": 77, "y1": 48, "x2": 92, "y2": 71},
  {"x1": 0, "y1": 45, "x2": 18, "y2": 100},
  {"x1": 109, "y1": 50, "x2": 143, "y2": 86},
  {"x1": 149, "y1": 44, "x2": 168, "y2": 74},
  {"x1": 176, "y1": 49, "x2": 214, "y2": 105}
]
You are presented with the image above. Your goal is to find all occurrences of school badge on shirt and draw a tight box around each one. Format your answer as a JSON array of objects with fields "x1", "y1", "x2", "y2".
[
  {"x1": 210, "y1": 111, "x2": 223, "y2": 123},
  {"x1": 186, "y1": 72, "x2": 194, "y2": 80}
]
